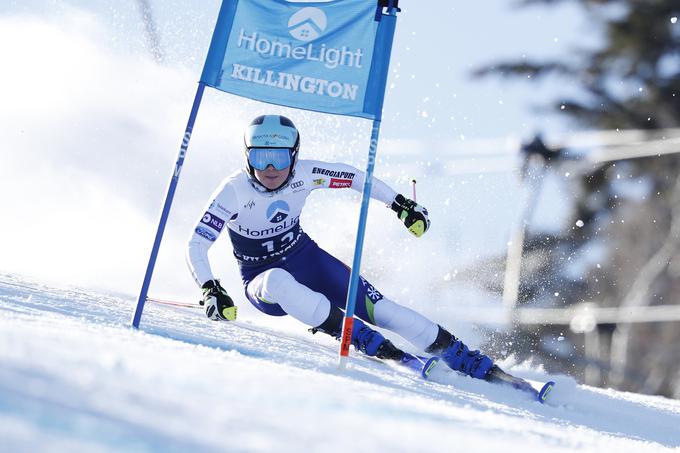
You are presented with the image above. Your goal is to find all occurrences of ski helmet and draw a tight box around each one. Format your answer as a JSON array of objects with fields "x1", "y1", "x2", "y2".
[{"x1": 244, "y1": 115, "x2": 300, "y2": 184}]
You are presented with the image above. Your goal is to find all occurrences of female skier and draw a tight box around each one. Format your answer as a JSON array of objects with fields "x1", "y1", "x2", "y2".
[{"x1": 186, "y1": 114, "x2": 493, "y2": 379}]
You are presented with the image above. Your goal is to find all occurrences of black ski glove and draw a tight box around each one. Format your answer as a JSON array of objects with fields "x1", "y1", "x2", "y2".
[
  {"x1": 391, "y1": 194, "x2": 430, "y2": 237},
  {"x1": 200, "y1": 279, "x2": 237, "y2": 321}
]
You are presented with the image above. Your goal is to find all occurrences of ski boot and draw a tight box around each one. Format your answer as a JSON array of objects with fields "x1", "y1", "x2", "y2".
[
  {"x1": 425, "y1": 325, "x2": 493, "y2": 379},
  {"x1": 351, "y1": 319, "x2": 406, "y2": 360},
  {"x1": 310, "y1": 306, "x2": 404, "y2": 360}
]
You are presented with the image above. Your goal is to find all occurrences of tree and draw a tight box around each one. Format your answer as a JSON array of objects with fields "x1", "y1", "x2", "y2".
[{"x1": 475, "y1": 0, "x2": 680, "y2": 397}]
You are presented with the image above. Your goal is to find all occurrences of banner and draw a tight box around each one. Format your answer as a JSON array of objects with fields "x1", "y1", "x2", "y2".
[{"x1": 200, "y1": 0, "x2": 396, "y2": 119}]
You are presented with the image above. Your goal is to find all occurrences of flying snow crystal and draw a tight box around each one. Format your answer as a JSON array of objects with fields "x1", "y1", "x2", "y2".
[
  {"x1": 576, "y1": 220, "x2": 584, "y2": 227},
  {"x1": 671, "y1": 17, "x2": 677, "y2": 24},
  {"x1": 554, "y1": 292, "x2": 559, "y2": 297}
]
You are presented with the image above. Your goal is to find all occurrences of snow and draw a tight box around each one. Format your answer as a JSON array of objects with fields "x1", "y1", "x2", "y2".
[
  {"x1": 1, "y1": 273, "x2": 679, "y2": 452},
  {"x1": 2, "y1": 4, "x2": 680, "y2": 452}
]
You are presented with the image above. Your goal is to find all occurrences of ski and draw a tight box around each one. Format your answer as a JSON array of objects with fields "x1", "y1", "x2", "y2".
[
  {"x1": 398, "y1": 353, "x2": 441, "y2": 380},
  {"x1": 375, "y1": 352, "x2": 440, "y2": 380},
  {"x1": 148, "y1": 296, "x2": 554, "y2": 401},
  {"x1": 363, "y1": 351, "x2": 440, "y2": 380},
  {"x1": 486, "y1": 365, "x2": 555, "y2": 403}
]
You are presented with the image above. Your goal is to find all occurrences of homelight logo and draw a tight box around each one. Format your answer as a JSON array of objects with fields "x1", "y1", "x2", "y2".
[
  {"x1": 267, "y1": 200, "x2": 290, "y2": 223},
  {"x1": 219, "y1": 0, "x2": 378, "y2": 108},
  {"x1": 288, "y1": 7, "x2": 327, "y2": 42}
]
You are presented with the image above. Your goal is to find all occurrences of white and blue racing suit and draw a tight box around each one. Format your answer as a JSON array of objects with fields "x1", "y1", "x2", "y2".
[{"x1": 187, "y1": 159, "x2": 439, "y2": 351}]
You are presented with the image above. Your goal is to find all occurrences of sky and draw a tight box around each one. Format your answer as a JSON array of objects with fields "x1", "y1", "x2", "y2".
[
  {"x1": 0, "y1": 0, "x2": 593, "y2": 308},
  {"x1": 0, "y1": 0, "x2": 593, "y2": 140}
]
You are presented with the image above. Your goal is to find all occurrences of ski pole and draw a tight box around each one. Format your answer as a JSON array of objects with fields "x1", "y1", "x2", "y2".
[
  {"x1": 411, "y1": 178, "x2": 417, "y2": 202},
  {"x1": 147, "y1": 297, "x2": 202, "y2": 309}
]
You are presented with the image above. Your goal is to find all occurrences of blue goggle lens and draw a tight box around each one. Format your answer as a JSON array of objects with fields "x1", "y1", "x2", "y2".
[{"x1": 248, "y1": 148, "x2": 292, "y2": 171}]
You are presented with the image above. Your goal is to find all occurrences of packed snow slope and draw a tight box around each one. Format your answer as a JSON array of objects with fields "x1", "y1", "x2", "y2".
[{"x1": 1, "y1": 273, "x2": 679, "y2": 453}]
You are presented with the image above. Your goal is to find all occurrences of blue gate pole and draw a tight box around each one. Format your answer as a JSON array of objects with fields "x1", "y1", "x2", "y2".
[
  {"x1": 132, "y1": 82, "x2": 207, "y2": 328},
  {"x1": 338, "y1": 118, "x2": 383, "y2": 364},
  {"x1": 338, "y1": 2, "x2": 399, "y2": 365}
]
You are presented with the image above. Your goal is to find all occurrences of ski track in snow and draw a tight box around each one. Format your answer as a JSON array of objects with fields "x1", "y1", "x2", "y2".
[{"x1": 1, "y1": 272, "x2": 679, "y2": 452}]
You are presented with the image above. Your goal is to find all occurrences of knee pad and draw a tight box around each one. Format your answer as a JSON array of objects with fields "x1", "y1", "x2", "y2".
[
  {"x1": 255, "y1": 267, "x2": 330, "y2": 327},
  {"x1": 260, "y1": 268, "x2": 297, "y2": 302}
]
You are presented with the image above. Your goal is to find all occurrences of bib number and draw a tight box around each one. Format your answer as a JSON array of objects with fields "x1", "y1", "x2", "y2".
[{"x1": 261, "y1": 231, "x2": 295, "y2": 253}]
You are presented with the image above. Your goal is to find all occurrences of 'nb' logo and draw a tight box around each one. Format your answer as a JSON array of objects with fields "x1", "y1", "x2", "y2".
[{"x1": 288, "y1": 7, "x2": 327, "y2": 42}]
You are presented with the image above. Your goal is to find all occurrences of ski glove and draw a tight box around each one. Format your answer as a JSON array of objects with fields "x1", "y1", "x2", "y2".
[
  {"x1": 200, "y1": 279, "x2": 237, "y2": 321},
  {"x1": 391, "y1": 194, "x2": 430, "y2": 237}
]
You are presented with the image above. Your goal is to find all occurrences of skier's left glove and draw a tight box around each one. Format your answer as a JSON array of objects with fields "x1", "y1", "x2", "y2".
[
  {"x1": 391, "y1": 194, "x2": 430, "y2": 238},
  {"x1": 200, "y1": 279, "x2": 237, "y2": 321}
]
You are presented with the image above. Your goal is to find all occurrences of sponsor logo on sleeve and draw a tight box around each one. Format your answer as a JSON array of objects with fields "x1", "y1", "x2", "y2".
[
  {"x1": 210, "y1": 200, "x2": 232, "y2": 217},
  {"x1": 201, "y1": 213, "x2": 225, "y2": 232},
  {"x1": 195, "y1": 226, "x2": 217, "y2": 242},
  {"x1": 313, "y1": 178, "x2": 325, "y2": 186},
  {"x1": 329, "y1": 178, "x2": 352, "y2": 189}
]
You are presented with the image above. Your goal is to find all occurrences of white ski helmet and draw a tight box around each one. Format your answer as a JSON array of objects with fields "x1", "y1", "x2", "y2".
[{"x1": 244, "y1": 115, "x2": 300, "y2": 184}]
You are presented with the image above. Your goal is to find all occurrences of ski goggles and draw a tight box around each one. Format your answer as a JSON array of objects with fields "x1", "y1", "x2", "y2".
[{"x1": 247, "y1": 148, "x2": 292, "y2": 171}]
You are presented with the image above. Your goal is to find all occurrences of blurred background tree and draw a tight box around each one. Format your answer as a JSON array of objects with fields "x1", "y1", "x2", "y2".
[{"x1": 473, "y1": 0, "x2": 680, "y2": 397}]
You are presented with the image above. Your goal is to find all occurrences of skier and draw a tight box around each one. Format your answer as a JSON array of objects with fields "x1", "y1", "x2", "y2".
[{"x1": 186, "y1": 114, "x2": 494, "y2": 380}]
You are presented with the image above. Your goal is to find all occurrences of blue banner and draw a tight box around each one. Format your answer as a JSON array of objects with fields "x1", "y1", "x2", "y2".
[{"x1": 200, "y1": 0, "x2": 396, "y2": 119}]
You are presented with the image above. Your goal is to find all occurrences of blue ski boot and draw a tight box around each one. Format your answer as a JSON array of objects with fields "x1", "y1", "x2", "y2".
[
  {"x1": 351, "y1": 318, "x2": 405, "y2": 359},
  {"x1": 310, "y1": 306, "x2": 404, "y2": 360},
  {"x1": 425, "y1": 325, "x2": 493, "y2": 379}
]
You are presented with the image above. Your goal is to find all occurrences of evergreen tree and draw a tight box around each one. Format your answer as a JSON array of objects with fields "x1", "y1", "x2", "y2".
[{"x1": 475, "y1": 0, "x2": 680, "y2": 396}]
